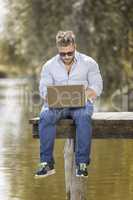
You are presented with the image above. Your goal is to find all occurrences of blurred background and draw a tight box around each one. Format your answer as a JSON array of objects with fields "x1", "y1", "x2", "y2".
[{"x1": 0, "y1": 1, "x2": 133, "y2": 200}]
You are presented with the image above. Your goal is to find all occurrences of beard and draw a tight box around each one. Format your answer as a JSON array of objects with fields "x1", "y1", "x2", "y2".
[{"x1": 62, "y1": 56, "x2": 74, "y2": 65}]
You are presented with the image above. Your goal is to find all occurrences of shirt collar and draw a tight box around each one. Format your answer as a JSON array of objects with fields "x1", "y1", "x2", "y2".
[{"x1": 75, "y1": 50, "x2": 79, "y2": 62}]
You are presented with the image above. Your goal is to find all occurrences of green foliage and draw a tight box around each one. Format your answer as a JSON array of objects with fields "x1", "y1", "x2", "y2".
[
  {"x1": 2, "y1": 0, "x2": 74, "y2": 65},
  {"x1": 72, "y1": 0, "x2": 133, "y2": 95}
]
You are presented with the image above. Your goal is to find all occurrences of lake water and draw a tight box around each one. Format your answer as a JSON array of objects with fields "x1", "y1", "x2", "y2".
[{"x1": 0, "y1": 78, "x2": 133, "y2": 200}]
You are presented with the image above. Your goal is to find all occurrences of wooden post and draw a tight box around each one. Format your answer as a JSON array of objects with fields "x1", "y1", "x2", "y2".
[{"x1": 64, "y1": 139, "x2": 87, "y2": 200}]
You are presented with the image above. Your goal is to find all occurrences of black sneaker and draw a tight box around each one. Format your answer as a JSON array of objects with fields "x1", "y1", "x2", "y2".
[
  {"x1": 76, "y1": 163, "x2": 88, "y2": 177},
  {"x1": 35, "y1": 162, "x2": 56, "y2": 178}
]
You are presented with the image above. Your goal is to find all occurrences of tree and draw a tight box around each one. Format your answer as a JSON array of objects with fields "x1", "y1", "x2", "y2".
[
  {"x1": 3, "y1": 0, "x2": 73, "y2": 66},
  {"x1": 1, "y1": 0, "x2": 133, "y2": 97}
]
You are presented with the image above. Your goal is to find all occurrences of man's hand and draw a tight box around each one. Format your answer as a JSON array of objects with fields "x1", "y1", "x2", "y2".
[
  {"x1": 44, "y1": 96, "x2": 47, "y2": 103},
  {"x1": 85, "y1": 88, "x2": 97, "y2": 102}
]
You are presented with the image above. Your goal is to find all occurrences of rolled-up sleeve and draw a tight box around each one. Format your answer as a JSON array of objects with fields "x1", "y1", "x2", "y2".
[
  {"x1": 39, "y1": 64, "x2": 54, "y2": 99},
  {"x1": 87, "y1": 60, "x2": 103, "y2": 97}
]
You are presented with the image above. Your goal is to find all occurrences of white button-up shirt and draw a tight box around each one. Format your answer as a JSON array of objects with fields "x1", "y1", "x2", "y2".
[{"x1": 39, "y1": 51, "x2": 103, "y2": 100}]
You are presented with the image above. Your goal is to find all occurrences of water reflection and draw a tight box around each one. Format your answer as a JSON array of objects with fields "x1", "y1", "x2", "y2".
[
  {"x1": 0, "y1": 78, "x2": 133, "y2": 200},
  {"x1": 89, "y1": 139, "x2": 133, "y2": 200}
]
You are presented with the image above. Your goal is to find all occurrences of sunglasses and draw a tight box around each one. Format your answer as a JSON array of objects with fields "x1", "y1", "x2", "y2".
[{"x1": 59, "y1": 51, "x2": 75, "y2": 57}]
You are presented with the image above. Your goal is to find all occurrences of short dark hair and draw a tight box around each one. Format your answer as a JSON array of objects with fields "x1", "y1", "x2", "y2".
[{"x1": 56, "y1": 31, "x2": 76, "y2": 47}]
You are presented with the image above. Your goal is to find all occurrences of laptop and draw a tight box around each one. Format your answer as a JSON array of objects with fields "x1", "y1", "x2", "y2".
[{"x1": 47, "y1": 84, "x2": 86, "y2": 108}]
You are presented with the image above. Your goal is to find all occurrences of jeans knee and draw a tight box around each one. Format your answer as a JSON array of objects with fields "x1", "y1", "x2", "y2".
[
  {"x1": 39, "y1": 109, "x2": 57, "y2": 126},
  {"x1": 73, "y1": 107, "x2": 93, "y2": 123},
  {"x1": 83, "y1": 111, "x2": 92, "y2": 119},
  {"x1": 80, "y1": 110, "x2": 91, "y2": 120}
]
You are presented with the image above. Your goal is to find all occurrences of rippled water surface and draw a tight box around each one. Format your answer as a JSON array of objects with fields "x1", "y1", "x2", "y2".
[{"x1": 0, "y1": 78, "x2": 133, "y2": 200}]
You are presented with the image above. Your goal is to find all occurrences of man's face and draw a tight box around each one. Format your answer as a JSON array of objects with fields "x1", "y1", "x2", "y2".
[{"x1": 58, "y1": 44, "x2": 76, "y2": 65}]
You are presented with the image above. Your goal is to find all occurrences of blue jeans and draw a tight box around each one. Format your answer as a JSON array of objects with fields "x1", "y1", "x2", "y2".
[{"x1": 39, "y1": 101, "x2": 94, "y2": 165}]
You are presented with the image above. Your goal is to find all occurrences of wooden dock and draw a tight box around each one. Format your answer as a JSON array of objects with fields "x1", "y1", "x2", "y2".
[
  {"x1": 29, "y1": 112, "x2": 133, "y2": 200},
  {"x1": 29, "y1": 112, "x2": 133, "y2": 139}
]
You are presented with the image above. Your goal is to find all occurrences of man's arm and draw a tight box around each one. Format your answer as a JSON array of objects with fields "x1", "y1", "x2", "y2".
[
  {"x1": 86, "y1": 60, "x2": 103, "y2": 102},
  {"x1": 39, "y1": 64, "x2": 54, "y2": 102}
]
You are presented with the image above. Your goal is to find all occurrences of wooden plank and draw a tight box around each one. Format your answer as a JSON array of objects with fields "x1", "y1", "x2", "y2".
[
  {"x1": 29, "y1": 112, "x2": 133, "y2": 123},
  {"x1": 93, "y1": 112, "x2": 133, "y2": 120},
  {"x1": 29, "y1": 112, "x2": 133, "y2": 139}
]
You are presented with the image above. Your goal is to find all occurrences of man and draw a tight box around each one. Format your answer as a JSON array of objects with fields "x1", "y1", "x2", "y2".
[{"x1": 35, "y1": 31, "x2": 103, "y2": 178}]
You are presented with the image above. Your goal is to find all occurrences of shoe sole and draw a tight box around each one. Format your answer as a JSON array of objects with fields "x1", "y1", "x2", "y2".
[
  {"x1": 35, "y1": 169, "x2": 56, "y2": 178},
  {"x1": 76, "y1": 174, "x2": 88, "y2": 178}
]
